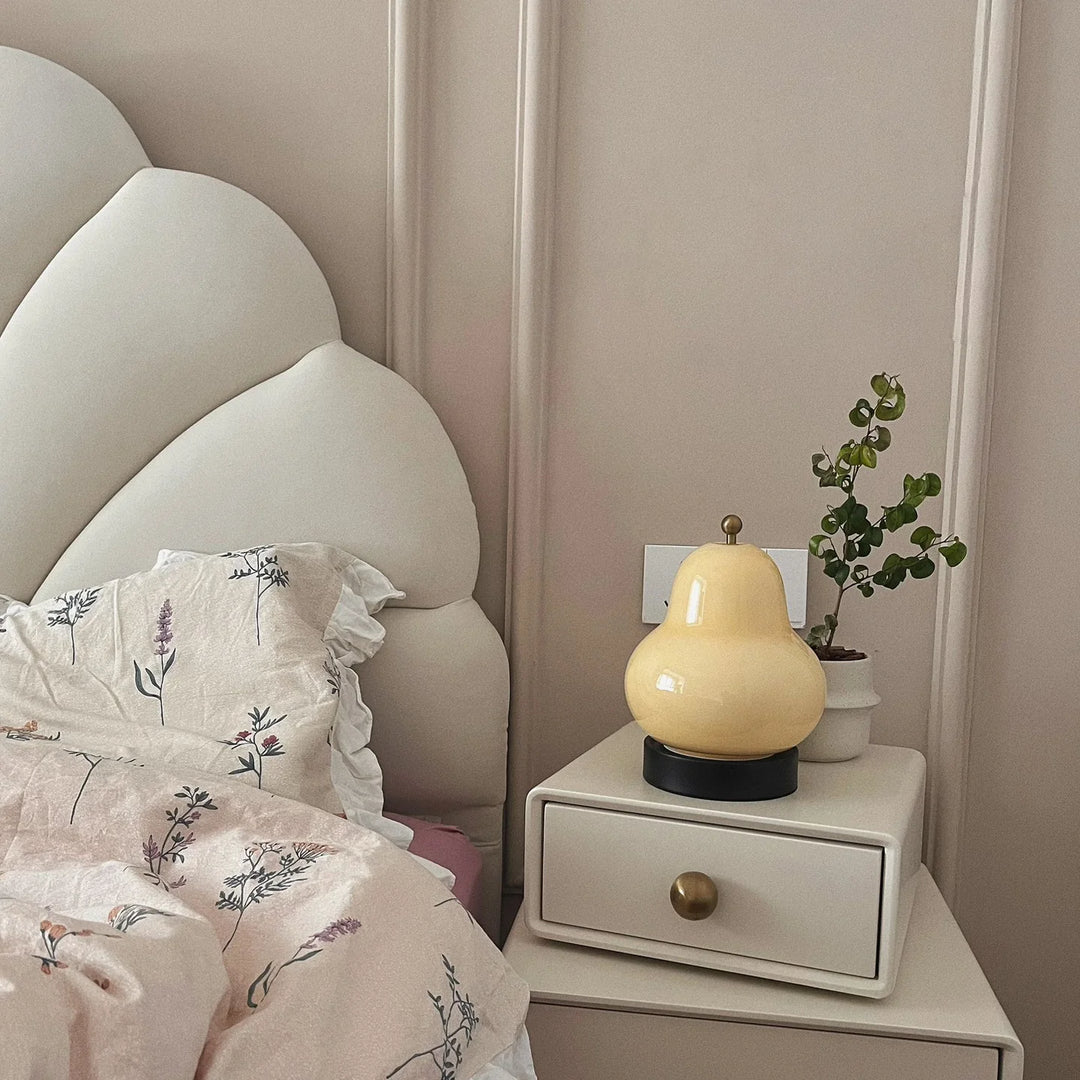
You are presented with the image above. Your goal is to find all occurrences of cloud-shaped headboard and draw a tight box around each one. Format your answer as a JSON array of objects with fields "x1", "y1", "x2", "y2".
[{"x1": 0, "y1": 46, "x2": 508, "y2": 931}]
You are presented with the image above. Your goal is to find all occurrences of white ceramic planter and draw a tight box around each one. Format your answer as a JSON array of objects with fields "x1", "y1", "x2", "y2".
[{"x1": 798, "y1": 657, "x2": 880, "y2": 763}]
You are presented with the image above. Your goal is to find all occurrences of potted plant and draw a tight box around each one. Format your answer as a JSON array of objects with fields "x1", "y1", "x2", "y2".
[{"x1": 801, "y1": 373, "x2": 967, "y2": 761}]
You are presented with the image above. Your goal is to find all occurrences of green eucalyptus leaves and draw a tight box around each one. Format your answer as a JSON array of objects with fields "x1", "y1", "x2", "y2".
[{"x1": 806, "y1": 373, "x2": 967, "y2": 653}]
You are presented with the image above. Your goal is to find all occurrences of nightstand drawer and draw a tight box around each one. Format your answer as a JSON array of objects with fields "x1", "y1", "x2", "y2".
[
  {"x1": 541, "y1": 803, "x2": 882, "y2": 977},
  {"x1": 526, "y1": 1004, "x2": 1000, "y2": 1080}
]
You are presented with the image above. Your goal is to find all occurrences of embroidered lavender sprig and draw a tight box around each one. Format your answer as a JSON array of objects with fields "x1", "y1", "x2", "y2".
[
  {"x1": 134, "y1": 599, "x2": 175, "y2": 725},
  {"x1": 143, "y1": 786, "x2": 218, "y2": 892},
  {"x1": 246, "y1": 916, "x2": 362, "y2": 1008},
  {"x1": 216, "y1": 841, "x2": 336, "y2": 952},
  {"x1": 387, "y1": 956, "x2": 479, "y2": 1079},
  {"x1": 47, "y1": 588, "x2": 100, "y2": 665},
  {"x1": 222, "y1": 547, "x2": 289, "y2": 645},
  {"x1": 224, "y1": 706, "x2": 287, "y2": 789}
]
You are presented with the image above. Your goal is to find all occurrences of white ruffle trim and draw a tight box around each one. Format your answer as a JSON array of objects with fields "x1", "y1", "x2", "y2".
[
  {"x1": 328, "y1": 662, "x2": 453, "y2": 885},
  {"x1": 329, "y1": 660, "x2": 413, "y2": 849},
  {"x1": 324, "y1": 556, "x2": 403, "y2": 664}
]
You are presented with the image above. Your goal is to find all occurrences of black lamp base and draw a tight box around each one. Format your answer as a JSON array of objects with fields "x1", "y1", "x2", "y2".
[{"x1": 642, "y1": 737, "x2": 798, "y2": 801}]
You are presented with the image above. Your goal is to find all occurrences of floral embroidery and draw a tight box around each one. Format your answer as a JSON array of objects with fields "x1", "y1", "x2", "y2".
[
  {"x1": 222, "y1": 547, "x2": 289, "y2": 645},
  {"x1": 65, "y1": 751, "x2": 140, "y2": 825},
  {"x1": 387, "y1": 956, "x2": 479, "y2": 1079},
  {"x1": 47, "y1": 588, "x2": 100, "y2": 665},
  {"x1": 66, "y1": 751, "x2": 102, "y2": 824},
  {"x1": 246, "y1": 916, "x2": 362, "y2": 1008},
  {"x1": 1, "y1": 719, "x2": 59, "y2": 742},
  {"x1": 216, "y1": 841, "x2": 336, "y2": 952},
  {"x1": 434, "y1": 896, "x2": 476, "y2": 927},
  {"x1": 224, "y1": 706, "x2": 287, "y2": 789},
  {"x1": 143, "y1": 786, "x2": 218, "y2": 892},
  {"x1": 133, "y1": 599, "x2": 176, "y2": 725},
  {"x1": 34, "y1": 919, "x2": 118, "y2": 983},
  {"x1": 107, "y1": 904, "x2": 175, "y2": 932},
  {"x1": 323, "y1": 649, "x2": 341, "y2": 696}
]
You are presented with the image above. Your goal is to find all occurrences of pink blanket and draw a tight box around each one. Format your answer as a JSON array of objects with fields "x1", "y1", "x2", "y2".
[{"x1": 0, "y1": 734, "x2": 528, "y2": 1079}]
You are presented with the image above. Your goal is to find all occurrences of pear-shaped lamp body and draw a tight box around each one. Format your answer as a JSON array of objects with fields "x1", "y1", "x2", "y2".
[{"x1": 625, "y1": 542, "x2": 826, "y2": 758}]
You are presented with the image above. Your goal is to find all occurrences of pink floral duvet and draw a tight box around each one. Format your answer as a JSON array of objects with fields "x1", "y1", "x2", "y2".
[{"x1": 0, "y1": 731, "x2": 529, "y2": 1080}]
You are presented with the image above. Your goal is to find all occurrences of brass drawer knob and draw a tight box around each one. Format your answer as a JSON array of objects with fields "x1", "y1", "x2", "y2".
[{"x1": 669, "y1": 871, "x2": 718, "y2": 921}]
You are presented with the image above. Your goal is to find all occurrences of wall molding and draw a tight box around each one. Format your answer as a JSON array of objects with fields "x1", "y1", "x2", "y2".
[
  {"x1": 504, "y1": 0, "x2": 560, "y2": 887},
  {"x1": 385, "y1": 0, "x2": 427, "y2": 391},
  {"x1": 386, "y1": 0, "x2": 558, "y2": 888},
  {"x1": 927, "y1": 0, "x2": 1022, "y2": 905}
]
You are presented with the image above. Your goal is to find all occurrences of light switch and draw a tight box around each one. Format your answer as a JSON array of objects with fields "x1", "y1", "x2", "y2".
[{"x1": 641, "y1": 545, "x2": 808, "y2": 628}]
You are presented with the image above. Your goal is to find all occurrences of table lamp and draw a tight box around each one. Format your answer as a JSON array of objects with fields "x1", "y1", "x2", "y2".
[{"x1": 625, "y1": 515, "x2": 825, "y2": 800}]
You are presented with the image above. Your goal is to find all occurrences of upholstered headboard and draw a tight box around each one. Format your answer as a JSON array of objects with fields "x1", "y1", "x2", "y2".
[{"x1": 0, "y1": 47, "x2": 509, "y2": 933}]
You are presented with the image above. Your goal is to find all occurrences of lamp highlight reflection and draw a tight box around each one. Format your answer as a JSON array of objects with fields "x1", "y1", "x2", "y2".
[{"x1": 655, "y1": 670, "x2": 686, "y2": 695}]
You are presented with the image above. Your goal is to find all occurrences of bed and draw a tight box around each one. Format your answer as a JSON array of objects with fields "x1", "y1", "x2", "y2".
[{"x1": 0, "y1": 45, "x2": 533, "y2": 1080}]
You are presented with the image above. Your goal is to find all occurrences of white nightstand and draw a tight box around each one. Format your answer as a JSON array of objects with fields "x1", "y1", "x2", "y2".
[
  {"x1": 523, "y1": 722, "x2": 924, "y2": 997},
  {"x1": 505, "y1": 724, "x2": 1022, "y2": 1079}
]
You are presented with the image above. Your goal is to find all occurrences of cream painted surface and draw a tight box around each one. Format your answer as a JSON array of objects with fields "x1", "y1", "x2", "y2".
[
  {"x1": 1, "y1": 3, "x2": 388, "y2": 359},
  {"x1": 526, "y1": 1005, "x2": 1000, "y2": 1080},
  {"x1": 529, "y1": 1, "x2": 978, "y2": 806},
  {"x1": 418, "y1": 0, "x2": 519, "y2": 632},
  {"x1": 541, "y1": 803, "x2": 882, "y2": 978},
  {"x1": 957, "y1": 2, "x2": 1080, "y2": 1078}
]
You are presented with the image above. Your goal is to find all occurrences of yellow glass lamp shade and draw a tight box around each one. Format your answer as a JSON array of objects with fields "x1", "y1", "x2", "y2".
[{"x1": 625, "y1": 519, "x2": 825, "y2": 759}]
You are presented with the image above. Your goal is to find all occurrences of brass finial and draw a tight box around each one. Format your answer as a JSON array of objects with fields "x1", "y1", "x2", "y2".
[{"x1": 721, "y1": 515, "x2": 743, "y2": 545}]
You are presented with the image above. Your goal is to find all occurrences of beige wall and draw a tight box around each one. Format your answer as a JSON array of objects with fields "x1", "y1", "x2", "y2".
[
  {"x1": 1, "y1": 2, "x2": 389, "y2": 360},
  {"x1": 956, "y1": 3, "x2": 1080, "y2": 1077},
  {"x1": 528, "y1": 0, "x2": 976, "y2": 789}
]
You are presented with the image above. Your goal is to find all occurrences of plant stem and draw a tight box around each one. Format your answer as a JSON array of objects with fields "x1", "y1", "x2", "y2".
[
  {"x1": 223, "y1": 881, "x2": 248, "y2": 953},
  {"x1": 158, "y1": 654, "x2": 166, "y2": 725},
  {"x1": 69, "y1": 758, "x2": 100, "y2": 824},
  {"x1": 223, "y1": 908, "x2": 245, "y2": 953},
  {"x1": 827, "y1": 585, "x2": 845, "y2": 647}
]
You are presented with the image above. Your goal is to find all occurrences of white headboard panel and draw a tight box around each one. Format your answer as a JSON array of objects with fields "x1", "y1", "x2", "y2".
[
  {"x1": 1, "y1": 46, "x2": 508, "y2": 933},
  {"x1": 34, "y1": 342, "x2": 480, "y2": 609},
  {"x1": 0, "y1": 45, "x2": 149, "y2": 331},
  {"x1": 0, "y1": 165, "x2": 341, "y2": 602}
]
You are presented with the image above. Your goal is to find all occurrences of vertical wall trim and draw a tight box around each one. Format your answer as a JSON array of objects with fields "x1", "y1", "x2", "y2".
[
  {"x1": 504, "y1": 0, "x2": 560, "y2": 886},
  {"x1": 386, "y1": 0, "x2": 427, "y2": 389},
  {"x1": 928, "y1": 0, "x2": 1022, "y2": 905}
]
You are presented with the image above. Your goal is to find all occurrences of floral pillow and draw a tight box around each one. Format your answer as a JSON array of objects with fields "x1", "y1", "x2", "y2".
[{"x1": 0, "y1": 543, "x2": 409, "y2": 842}]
